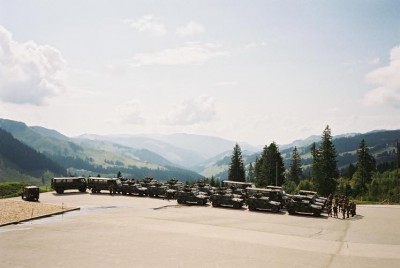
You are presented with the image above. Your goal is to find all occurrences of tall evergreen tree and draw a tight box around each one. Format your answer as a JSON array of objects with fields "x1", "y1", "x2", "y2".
[
  {"x1": 254, "y1": 142, "x2": 285, "y2": 187},
  {"x1": 228, "y1": 143, "x2": 246, "y2": 182},
  {"x1": 311, "y1": 125, "x2": 338, "y2": 196},
  {"x1": 289, "y1": 146, "x2": 302, "y2": 184},
  {"x1": 352, "y1": 139, "x2": 376, "y2": 195},
  {"x1": 247, "y1": 162, "x2": 254, "y2": 183}
]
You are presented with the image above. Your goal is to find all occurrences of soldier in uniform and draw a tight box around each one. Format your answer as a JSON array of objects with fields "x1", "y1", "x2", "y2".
[
  {"x1": 341, "y1": 199, "x2": 347, "y2": 219},
  {"x1": 333, "y1": 196, "x2": 338, "y2": 218}
]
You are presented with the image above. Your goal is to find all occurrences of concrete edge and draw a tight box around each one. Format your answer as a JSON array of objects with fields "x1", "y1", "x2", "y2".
[{"x1": 0, "y1": 207, "x2": 80, "y2": 227}]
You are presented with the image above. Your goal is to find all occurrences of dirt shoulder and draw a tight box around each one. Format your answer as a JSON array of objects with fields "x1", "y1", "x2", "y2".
[{"x1": 0, "y1": 199, "x2": 78, "y2": 226}]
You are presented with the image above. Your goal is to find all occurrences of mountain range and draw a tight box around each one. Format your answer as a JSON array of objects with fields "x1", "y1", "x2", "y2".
[{"x1": 0, "y1": 118, "x2": 399, "y2": 184}]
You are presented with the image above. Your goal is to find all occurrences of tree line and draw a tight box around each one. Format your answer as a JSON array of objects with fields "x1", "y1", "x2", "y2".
[{"x1": 225, "y1": 125, "x2": 400, "y2": 202}]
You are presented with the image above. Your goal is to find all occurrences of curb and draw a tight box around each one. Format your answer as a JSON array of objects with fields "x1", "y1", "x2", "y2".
[{"x1": 0, "y1": 207, "x2": 80, "y2": 227}]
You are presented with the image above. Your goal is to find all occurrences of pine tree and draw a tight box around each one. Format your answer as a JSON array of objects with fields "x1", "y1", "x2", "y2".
[
  {"x1": 289, "y1": 146, "x2": 302, "y2": 184},
  {"x1": 311, "y1": 125, "x2": 338, "y2": 196},
  {"x1": 253, "y1": 142, "x2": 285, "y2": 187},
  {"x1": 352, "y1": 139, "x2": 376, "y2": 195},
  {"x1": 228, "y1": 143, "x2": 246, "y2": 182},
  {"x1": 247, "y1": 162, "x2": 254, "y2": 183}
]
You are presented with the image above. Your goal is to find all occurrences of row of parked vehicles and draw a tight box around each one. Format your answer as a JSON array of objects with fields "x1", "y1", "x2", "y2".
[{"x1": 49, "y1": 177, "x2": 328, "y2": 216}]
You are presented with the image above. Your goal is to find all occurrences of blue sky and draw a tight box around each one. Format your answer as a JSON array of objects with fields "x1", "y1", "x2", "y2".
[{"x1": 0, "y1": 0, "x2": 399, "y2": 146}]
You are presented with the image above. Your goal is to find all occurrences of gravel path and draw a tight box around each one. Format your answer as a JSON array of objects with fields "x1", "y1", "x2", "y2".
[{"x1": 0, "y1": 199, "x2": 76, "y2": 225}]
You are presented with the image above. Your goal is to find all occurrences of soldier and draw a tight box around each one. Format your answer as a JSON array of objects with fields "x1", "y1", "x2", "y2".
[
  {"x1": 327, "y1": 201, "x2": 332, "y2": 217},
  {"x1": 333, "y1": 200, "x2": 338, "y2": 218},
  {"x1": 341, "y1": 199, "x2": 347, "y2": 219}
]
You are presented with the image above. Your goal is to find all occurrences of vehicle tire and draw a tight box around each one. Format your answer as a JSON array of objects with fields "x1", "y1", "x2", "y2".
[
  {"x1": 56, "y1": 188, "x2": 64, "y2": 194},
  {"x1": 197, "y1": 199, "x2": 203, "y2": 206},
  {"x1": 122, "y1": 190, "x2": 127, "y2": 195},
  {"x1": 91, "y1": 188, "x2": 97, "y2": 194},
  {"x1": 212, "y1": 201, "x2": 219, "y2": 207},
  {"x1": 313, "y1": 211, "x2": 321, "y2": 217},
  {"x1": 272, "y1": 206, "x2": 279, "y2": 213},
  {"x1": 79, "y1": 187, "x2": 87, "y2": 193},
  {"x1": 233, "y1": 202, "x2": 241, "y2": 209},
  {"x1": 177, "y1": 199, "x2": 183, "y2": 204},
  {"x1": 248, "y1": 204, "x2": 256, "y2": 211},
  {"x1": 288, "y1": 208, "x2": 295, "y2": 215}
]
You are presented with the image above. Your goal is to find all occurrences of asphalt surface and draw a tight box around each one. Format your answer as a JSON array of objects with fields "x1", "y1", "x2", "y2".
[{"x1": 1, "y1": 191, "x2": 400, "y2": 268}]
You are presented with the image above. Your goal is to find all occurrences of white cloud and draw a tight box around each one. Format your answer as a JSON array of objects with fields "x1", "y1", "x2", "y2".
[
  {"x1": 109, "y1": 99, "x2": 146, "y2": 125},
  {"x1": 123, "y1": 15, "x2": 166, "y2": 36},
  {"x1": 0, "y1": 25, "x2": 66, "y2": 105},
  {"x1": 364, "y1": 45, "x2": 400, "y2": 108},
  {"x1": 176, "y1": 21, "x2": 204, "y2": 37},
  {"x1": 132, "y1": 42, "x2": 229, "y2": 66},
  {"x1": 163, "y1": 95, "x2": 216, "y2": 125}
]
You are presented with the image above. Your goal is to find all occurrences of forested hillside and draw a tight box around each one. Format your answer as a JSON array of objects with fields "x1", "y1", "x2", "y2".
[
  {"x1": 0, "y1": 119, "x2": 202, "y2": 182},
  {"x1": 0, "y1": 128, "x2": 66, "y2": 183}
]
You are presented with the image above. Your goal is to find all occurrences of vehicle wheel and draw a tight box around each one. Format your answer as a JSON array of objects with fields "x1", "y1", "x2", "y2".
[
  {"x1": 288, "y1": 208, "x2": 295, "y2": 215},
  {"x1": 56, "y1": 188, "x2": 64, "y2": 194},
  {"x1": 91, "y1": 188, "x2": 97, "y2": 193},
  {"x1": 272, "y1": 206, "x2": 279, "y2": 213},
  {"x1": 248, "y1": 205, "x2": 256, "y2": 211},
  {"x1": 197, "y1": 199, "x2": 204, "y2": 206},
  {"x1": 233, "y1": 202, "x2": 241, "y2": 209},
  {"x1": 212, "y1": 201, "x2": 219, "y2": 207},
  {"x1": 177, "y1": 199, "x2": 183, "y2": 204},
  {"x1": 313, "y1": 211, "x2": 321, "y2": 217},
  {"x1": 122, "y1": 190, "x2": 127, "y2": 195},
  {"x1": 79, "y1": 187, "x2": 87, "y2": 193}
]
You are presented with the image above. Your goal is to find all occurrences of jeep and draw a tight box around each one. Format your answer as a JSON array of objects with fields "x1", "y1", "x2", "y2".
[
  {"x1": 176, "y1": 189, "x2": 209, "y2": 205},
  {"x1": 21, "y1": 186, "x2": 39, "y2": 201},
  {"x1": 210, "y1": 190, "x2": 244, "y2": 209}
]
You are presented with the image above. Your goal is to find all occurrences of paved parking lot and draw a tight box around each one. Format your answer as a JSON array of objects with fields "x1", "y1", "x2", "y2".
[{"x1": 1, "y1": 191, "x2": 400, "y2": 267}]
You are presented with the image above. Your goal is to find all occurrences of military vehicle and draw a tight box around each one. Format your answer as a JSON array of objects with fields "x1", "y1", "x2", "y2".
[
  {"x1": 286, "y1": 195, "x2": 323, "y2": 216},
  {"x1": 164, "y1": 179, "x2": 183, "y2": 199},
  {"x1": 192, "y1": 181, "x2": 214, "y2": 196},
  {"x1": 87, "y1": 177, "x2": 123, "y2": 194},
  {"x1": 51, "y1": 177, "x2": 87, "y2": 194},
  {"x1": 121, "y1": 183, "x2": 148, "y2": 196},
  {"x1": 21, "y1": 186, "x2": 39, "y2": 201},
  {"x1": 223, "y1": 180, "x2": 254, "y2": 195},
  {"x1": 298, "y1": 190, "x2": 327, "y2": 206},
  {"x1": 210, "y1": 190, "x2": 244, "y2": 209},
  {"x1": 176, "y1": 189, "x2": 209, "y2": 205},
  {"x1": 147, "y1": 183, "x2": 169, "y2": 198},
  {"x1": 246, "y1": 188, "x2": 281, "y2": 213},
  {"x1": 246, "y1": 187, "x2": 288, "y2": 209}
]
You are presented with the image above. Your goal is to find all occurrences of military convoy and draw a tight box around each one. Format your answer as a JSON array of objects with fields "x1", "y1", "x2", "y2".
[{"x1": 48, "y1": 176, "x2": 339, "y2": 217}]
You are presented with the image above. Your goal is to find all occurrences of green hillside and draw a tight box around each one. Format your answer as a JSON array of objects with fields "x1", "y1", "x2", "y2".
[
  {"x1": 0, "y1": 128, "x2": 66, "y2": 184},
  {"x1": 0, "y1": 119, "x2": 202, "y2": 181}
]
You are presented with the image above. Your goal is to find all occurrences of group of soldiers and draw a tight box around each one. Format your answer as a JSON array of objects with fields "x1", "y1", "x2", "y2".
[{"x1": 326, "y1": 194, "x2": 357, "y2": 219}]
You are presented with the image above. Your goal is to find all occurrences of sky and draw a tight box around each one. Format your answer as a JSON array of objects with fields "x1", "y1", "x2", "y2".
[{"x1": 0, "y1": 0, "x2": 400, "y2": 146}]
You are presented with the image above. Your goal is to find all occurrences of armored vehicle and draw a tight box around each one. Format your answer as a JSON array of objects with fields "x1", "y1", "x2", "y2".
[
  {"x1": 87, "y1": 177, "x2": 123, "y2": 194},
  {"x1": 121, "y1": 183, "x2": 148, "y2": 196},
  {"x1": 176, "y1": 189, "x2": 209, "y2": 205},
  {"x1": 246, "y1": 188, "x2": 281, "y2": 213},
  {"x1": 192, "y1": 181, "x2": 214, "y2": 196},
  {"x1": 51, "y1": 177, "x2": 87, "y2": 194},
  {"x1": 21, "y1": 186, "x2": 39, "y2": 201},
  {"x1": 147, "y1": 183, "x2": 169, "y2": 198},
  {"x1": 287, "y1": 195, "x2": 323, "y2": 216},
  {"x1": 210, "y1": 190, "x2": 244, "y2": 209},
  {"x1": 246, "y1": 187, "x2": 288, "y2": 209},
  {"x1": 298, "y1": 190, "x2": 327, "y2": 205}
]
